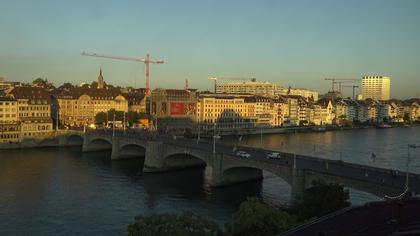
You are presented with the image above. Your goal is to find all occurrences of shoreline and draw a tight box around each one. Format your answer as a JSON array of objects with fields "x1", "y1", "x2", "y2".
[
  {"x1": 201, "y1": 123, "x2": 420, "y2": 138},
  {"x1": 1, "y1": 124, "x2": 418, "y2": 150}
]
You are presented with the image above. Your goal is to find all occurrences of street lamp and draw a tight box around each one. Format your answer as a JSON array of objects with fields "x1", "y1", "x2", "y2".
[
  {"x1": 213, "y1": 122, "x2": 220, "y2": 157},
  {"x1": 197, "y1": 116, "x2": 201, "y2": 144},
  {"x1": 112, "y1": 113, "x2": 116, "y2": 138},
  {"x1": 123, "y1": 112, "x2": 126, "y2": 134}
]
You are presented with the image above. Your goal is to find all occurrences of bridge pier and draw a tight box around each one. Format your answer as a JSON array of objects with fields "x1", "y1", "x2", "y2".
[
  {"x1": 291, "y1": 169, "x2": 306, "y2": 202},
  {"x1": 58, "y1": 135, "x2": 68, "y2": 146},
  {"x1": 111, "y1": 138, "x2": 120, "y2": 160},
  {"x1": 143, "y1": 141, "x2": 165, "y2": 172}
]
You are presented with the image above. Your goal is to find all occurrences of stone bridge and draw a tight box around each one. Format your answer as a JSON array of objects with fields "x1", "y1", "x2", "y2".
[{"x1": 61, "y1": 131, "x2": 420, "y2": 202}]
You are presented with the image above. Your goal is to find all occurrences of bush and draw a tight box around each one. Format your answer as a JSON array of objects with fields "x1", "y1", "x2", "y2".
[
  {"x1": 128, "y1": 211, "x2": 222, "y2": 236},
  {"x1": 225, "y1": 198, "x2": 297, "y2": 236},
  {"x1": 292, "y1": 180, "x2": 350, "y2": 221}
]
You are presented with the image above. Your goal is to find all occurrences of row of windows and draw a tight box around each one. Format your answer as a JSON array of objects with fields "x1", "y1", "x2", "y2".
[
  {"x1": 0, "y1": 102, "x2": 16, "y2": 106},
  {"x1": 0, "y1": 126, "x2": 19, "y2": 132},
  {"x1": 0, "y1": 114, "x2": 17, "y2": 118},
  {"x1": 29, "y1": 100, "x2": 48, "y2": 105},
  {"x1": 0, "y1": 108, "x2": 16, "y2": 112},
  {"x1": 18, "y1": 106, "x2": 49, "y2": 111},
  {"x1": 0, "y1": 134, "x2": 19, "y2": 139}
]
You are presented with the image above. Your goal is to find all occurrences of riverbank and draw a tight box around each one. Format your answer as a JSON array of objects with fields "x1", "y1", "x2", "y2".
[
  {"x1": 0, "y1": 136, "x2": 82, "y2": 150},
  {"x1": 204, "y1": 123, "x2": 420, "y2": 137}
]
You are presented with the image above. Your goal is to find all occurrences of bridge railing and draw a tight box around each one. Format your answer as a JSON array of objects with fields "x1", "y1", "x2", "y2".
[{"x1": 82, "y1": 132, "x2": 420, "y2": 181}]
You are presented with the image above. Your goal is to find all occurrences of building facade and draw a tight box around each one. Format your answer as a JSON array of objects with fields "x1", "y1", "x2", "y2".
[
  {"x1": 5, "y1": 86, "x2": 54, "y2": 141},
  {"x1": 361, "y1": 76, "x2": 391, "y2": 100},
  {"x1": 278, "y1": 87, "x2": 319, "y2": 101},
  {"x1": 216, "y1": 81, "x2": 278, "y2": 97},
  {"x1": 56, "y1": 88, "x2": 128, "y2": 126}
]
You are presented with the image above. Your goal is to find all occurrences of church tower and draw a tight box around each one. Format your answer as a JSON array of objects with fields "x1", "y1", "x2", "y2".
[{"x1": 97, "y1": 68, "x2": 105, "y2": 89}]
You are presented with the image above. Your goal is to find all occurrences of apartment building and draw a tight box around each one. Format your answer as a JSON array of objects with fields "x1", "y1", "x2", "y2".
[
  {"x1": 361, "y1": 76, "x2": 391, "y2": 100},
  {"x1": 196, "y1": 93, "x2": 254, "y2": 132},
  {"x1": 56, "y1": 88, "x2": 128, "y2": 126},
  {"x1": 278, "y1": 87, "x2": 319, "y2": 101},
  {"x1": 151, "y1": 88, "x2": 198, "y2": 118},
  {"x1": 7, "y1": 86, "x2": 53, "y2": 139},
  {"x1": 216, "y1": 81, "x2": 278, "y2": 97}
]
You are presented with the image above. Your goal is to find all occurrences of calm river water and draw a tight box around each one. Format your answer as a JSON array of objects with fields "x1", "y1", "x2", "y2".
[{"x1": 0, "y1": 127, "x2": 419, "y2": 235}]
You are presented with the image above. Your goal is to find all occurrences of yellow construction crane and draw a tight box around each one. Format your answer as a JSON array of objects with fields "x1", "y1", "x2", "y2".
[{"x1": 208, "y1": 76, "x2": 256, "y2": 93}]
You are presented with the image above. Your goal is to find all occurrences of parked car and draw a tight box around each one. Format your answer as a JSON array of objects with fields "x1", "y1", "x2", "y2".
[
  {"x1": 236, "y1": 151, "x2": 251, "y2": 158},
  {"x1": 267, "y1": 152, "x2": 282, "y2": 159}
]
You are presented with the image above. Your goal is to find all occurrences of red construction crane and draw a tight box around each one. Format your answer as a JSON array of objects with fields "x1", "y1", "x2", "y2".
[
  {"x1": 208, "y1": 76, "x2": 257, "y2": 93},
  {"x1": 81, "y1": 51, "x2": 164, "y2": 95}
]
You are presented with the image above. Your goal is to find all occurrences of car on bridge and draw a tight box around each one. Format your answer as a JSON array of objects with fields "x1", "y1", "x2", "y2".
[
  {"x1": 236, "y1": 151, "x2": 251, "y2": 158},
  {"x1": 266, "y1": 152, "x2": 282, "y2": 159}
]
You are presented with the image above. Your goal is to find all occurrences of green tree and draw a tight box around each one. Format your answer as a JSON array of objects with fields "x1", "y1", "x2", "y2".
[
  {"x1": 32, "y1": 77, "x2": 55, "y2": 89},
  {"x1": 95, "y1": 112, "x2": 107, "y2": 125},
  {"x1": 292, "y1": 180, "x2": 350, "y2": 221},
  {"x1": 127, "y1": 111, "x2": 140, "y2": 125},
  {"x1": 225, "y1": 198, "x2": 297, "y2": 236},
  {"x1": 127, "y1": 211, "x2": 222, "y2": 236},
  {"x1": 33, "y1": 78, "x2": 46, "y2": 85},
  {"x1": 91, "y1": 81, "x2": 98, "y2": 88},
  {"x1": 403, "y1": 112, "x2": 411, "y2": 123},
  {"x1": 138, "y1": 112, "x2": 149, "y2": 119},
  {"x1": 58, "y1": 82, "x2": 75, "y2": 90},
  {"x1": 107, "y1": 109, "x2": 124, "y2": 121}
]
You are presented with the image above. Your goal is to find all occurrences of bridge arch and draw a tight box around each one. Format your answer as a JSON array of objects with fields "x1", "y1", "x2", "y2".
[
  {"x1": 86, "y1": 137, "x2": 112, "y2": 151},
  {"x1": 118, "y1": 143, "x2": 146, "y2": 158},
  {"x1": 67, "y1": 134, "x2": 84, "y2": 145},
  {"x1": 220, "y1": 166, "x2": 264, "y2": 187},
  {"x1": 218, "y1": 159, "x2": 294, "y2": 187},
  {"x1": 163, "y1": 152, "x2": 208, "y2": 171}
]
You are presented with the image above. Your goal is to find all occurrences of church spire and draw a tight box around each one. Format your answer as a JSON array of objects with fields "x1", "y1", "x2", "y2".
[{"x1": 97, "y1": 67, "x2": 105, "y2": 89}]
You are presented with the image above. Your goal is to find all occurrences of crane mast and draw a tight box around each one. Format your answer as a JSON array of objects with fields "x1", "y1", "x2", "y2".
[
  {"x1": 342, "y1": 85, "x2": 359, "y2": 99},
  {"x1": 324, "y1": 78, "x2": 359, "y2": 92},
  {"x1": 81, "y1": 51, "x2": 164, "y2": 95}
]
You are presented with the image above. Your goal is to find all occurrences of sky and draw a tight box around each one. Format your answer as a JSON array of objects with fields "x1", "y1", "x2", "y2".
[{"x1": 1, "y1": 0, "x2": 420, "y2": 99}]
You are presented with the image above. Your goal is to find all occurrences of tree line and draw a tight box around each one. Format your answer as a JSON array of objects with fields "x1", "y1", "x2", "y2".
[
  {"x1": 128, "y1": 180, "x2": 350, "y2": 236},
  {"x1": 94, "y1": 109, "x2": 149, "y2": 126}
]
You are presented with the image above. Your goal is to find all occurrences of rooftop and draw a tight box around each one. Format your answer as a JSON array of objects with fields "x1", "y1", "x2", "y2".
[{"x1": 281, "y1": 198, "x2": 420, "y2": 236}]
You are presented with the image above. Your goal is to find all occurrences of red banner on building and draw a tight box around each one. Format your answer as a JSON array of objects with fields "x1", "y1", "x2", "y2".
[
  {"x1": 170, "y1": 102, "x2": 186, "y2": 115},
  {"x1": 170, "y1": 102, "x2": 196, "y2": 115}
]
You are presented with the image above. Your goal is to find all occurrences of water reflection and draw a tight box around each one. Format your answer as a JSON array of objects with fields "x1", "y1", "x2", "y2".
[{"x1": 0, "y1": 127, "x2": 418, "y2": 235}]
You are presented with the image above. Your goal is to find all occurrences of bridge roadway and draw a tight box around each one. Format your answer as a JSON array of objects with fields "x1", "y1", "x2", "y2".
[{"x1": 63, "y1": 130, "x2": 420, "y2": 201}]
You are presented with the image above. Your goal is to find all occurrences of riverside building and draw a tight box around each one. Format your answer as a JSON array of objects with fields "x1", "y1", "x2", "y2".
[
  {"x1": 361, "y1": 76, "x2": 391, "y2": 100},
  {"x1": 216, "y1": 80, "x2": 278, "y2": 97}
]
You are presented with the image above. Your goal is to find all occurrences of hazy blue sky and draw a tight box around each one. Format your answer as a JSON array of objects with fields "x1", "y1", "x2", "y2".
[{"x1": 1, "y1": 0, "x2": 419, "y2": 98}]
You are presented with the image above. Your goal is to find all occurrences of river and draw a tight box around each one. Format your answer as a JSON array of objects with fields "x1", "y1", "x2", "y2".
[{"x1": 0, "y1": 127, "x2": 419, "y2": 235}]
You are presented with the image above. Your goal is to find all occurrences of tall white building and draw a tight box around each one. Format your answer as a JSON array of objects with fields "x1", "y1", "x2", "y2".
[{"x1": 361, "y1": 76, "x2": 391, "y2": 100}]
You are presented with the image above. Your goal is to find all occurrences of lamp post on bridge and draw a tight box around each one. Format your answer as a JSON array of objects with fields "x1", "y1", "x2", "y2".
[
  {"x1": 212, "y1": 122, "x2": 220, "y2": 157},
  {"x1": 112, "y1": 113, "x2": 116, "y2": 138},
  {"x1": 197, "y1": 116, "x2": 201, "y2": 144}
]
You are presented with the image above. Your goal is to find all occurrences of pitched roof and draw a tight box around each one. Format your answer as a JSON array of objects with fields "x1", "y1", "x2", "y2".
[
  {"x1": 8, "y1": 86, "x2": 51, "y2": 104},
  {"x1": 56, "y1": 87, "x2": 125, "y2": 100}
]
